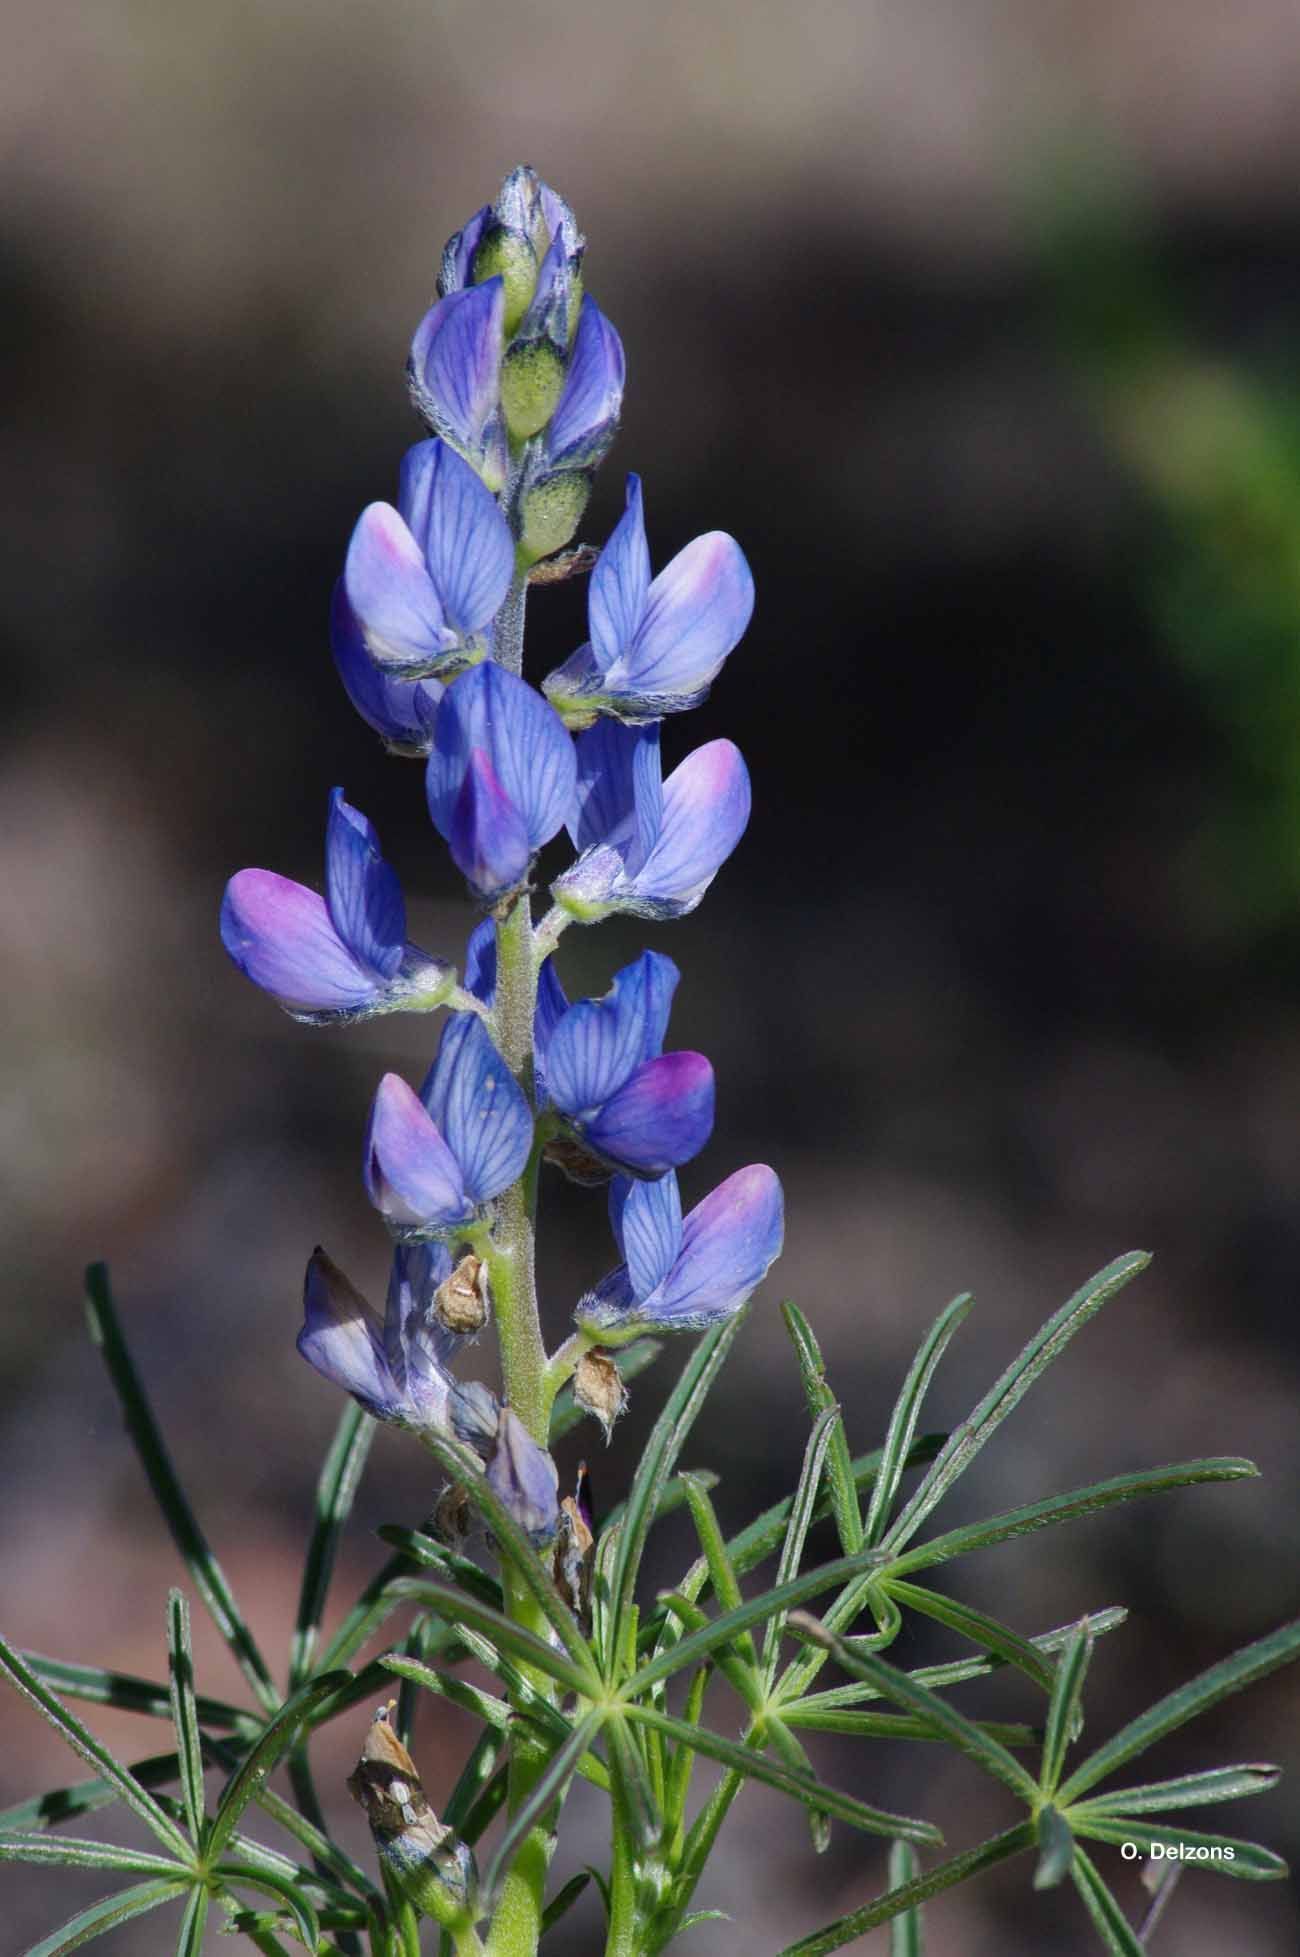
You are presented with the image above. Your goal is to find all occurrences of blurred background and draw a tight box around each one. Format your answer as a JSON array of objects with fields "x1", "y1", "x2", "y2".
[{"x1": 3, "y1": 2, "x2": 1300, "y2": 1950}]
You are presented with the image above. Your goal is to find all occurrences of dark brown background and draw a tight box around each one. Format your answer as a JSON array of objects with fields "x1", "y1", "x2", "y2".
[{"x1": 3, "y1": 3, "x2": 1299, "y2": 1950}]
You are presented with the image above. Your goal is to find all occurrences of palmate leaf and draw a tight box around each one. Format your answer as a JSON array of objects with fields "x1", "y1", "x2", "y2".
[
  {"x1": 0, "y1": 1633, "x2": 193, "y2": 1862},
  {"x1": 83, "y1": 1263, "x2": 280, "y2": 1716},
  {"x1": 780, "y1": 1303, "x2": 864, "y2": 1553},
  {"x1": 880, "y1": 1251, "x2": 1151, "y2": 1556},
  {"x1": 1056, "y1": 1617, "x2": 1300, "y2": 1805},
  {"x1": 623, "y1": 1702, "x2": 942, "y2": 1844},
  {"x1": 865, "y1": 1292, "x2": 973, "y2": 1549},
  {"x1": 773, "y1": 1821, "x2": 1036, "y2": 1957},
  {"x1": 290, "y1": 1401, "x2": 376, "y2": 1689},
  {"x1": 19, "y1": 1876, "x2": 191, "y2": 1957}
]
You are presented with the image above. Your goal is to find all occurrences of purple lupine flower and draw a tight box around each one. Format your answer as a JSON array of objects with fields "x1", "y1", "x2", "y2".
[
  {"x1": 341, "y1": 438, "x2": 514, "y2": 680},
  {"x1": 551, "y1": 720, "x2": 750, "y2": 922},
  {"x1": 426, "y1": 662, "x2": 578, "y2": 903},
  {"x1": 438, "y1": 204, "x2": 493, "y2": 297},
  {"x1": 485, "y1": 1405, "x2": 560, "y2": 1546},
  {"x1": 543, "y1": 297, "x2": 625, "y2": 471},
  {"x1": 365, "y1": 1011, "x2": 533, "y2": 1236},
  {"x1": 220, "y1": 789, "x2": 452, "y2": 1023},
  {"x1": 539, "y1": 950, "x2": 714, "y2": 1178},
  {"x1": 331, "y1": 581, "x2": 442, "y2": 756},
  {"x1": 543, "y1": 476, "x2": 753, "y2": 725},
  {"x1": 576, "y1": 1163, "x2": 785, "y2": 1339},
  {"x1": 408, "y1": 283, "x2": 510, "y2": 491}
]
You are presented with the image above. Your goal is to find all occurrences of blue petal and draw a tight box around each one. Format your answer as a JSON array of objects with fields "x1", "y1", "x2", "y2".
[
  {"x1": 324, "y1": 789, "x2": 405, "y2": 978},
  {"x1": 610, "y1": 1173, "x2": 682, "y2": 1299},
  {"x1": 533, "y1": 956, "x2": 569, "y2": 1108},
  {"x1": 631, "y1": 740, "x2": 750, "y2": 913},
  {"x1": 646, "y1": 1165, "x2": 784, "y2": 1327},
  {"x1": 422, "y1": 1013, "x2": 533, "y2": 1205},
  {"x1": 298, "y1": 1249, "x2": 397, "y2": 1418},
  {"x1": 409, "y1": 281, "x2": 507, "y2": 470},
  {"x1": 331, "y1": 580, "x2": 441, "y2": 754},
  {"x1": 427, "y1": 663, "x2": 577, "y2": 857},
  {"x1": 398, "y1": 439, "x2": 514, "y2": 636},
  {"x1": 566, "y1": 719, "x2": 658, "y2": 855},
  {"x1": 485, "y1": 1407, "x2": 560, "y2": 1546},
  {"x1": 544, "y1": 951, "x2": 679, "y2": 1115},
  {"x1": 364, "y1": 1073, "x2": 471, "y2": 1230},
  {"x1": 582, "y1": 1051, "x2": 715, "y2": 1175},
  {"x1": 449, "y1": 749, "x2": 533, "y2": 901},
  {"x1": 589, "y1": 475, "x2": 651, "y2": 673},
  {"x1": 547, "y1": 296, "x2": 625, "y2": 469},
  {"x1": 463, "y1": 917, "x2": 497, "y2": 1005},
  {"x1": 615, "y1": 531, "x2": 753, "y2": 701},
  {"x1": 221, "y1": 870, "x2": 379, "y2": 1012},
  {"x1": 384, "y1": 1241, "x2": 457, "y2": 1421},
  {"x1": 342, "y1": 503, "x2": 458, "y2": 677},
  {"x1": 439, "y1": 204, "x2": 492, "y2": 295}
]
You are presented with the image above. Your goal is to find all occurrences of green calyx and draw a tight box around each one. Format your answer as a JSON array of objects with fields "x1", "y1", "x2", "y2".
[{"x1": 501, "y1": 339, "x2": 567, "y2": 441}]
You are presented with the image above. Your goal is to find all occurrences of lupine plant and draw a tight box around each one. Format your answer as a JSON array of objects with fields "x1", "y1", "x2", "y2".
[{"x1": 3, "y1": 167, "x2": 1297, "y2": 1957}]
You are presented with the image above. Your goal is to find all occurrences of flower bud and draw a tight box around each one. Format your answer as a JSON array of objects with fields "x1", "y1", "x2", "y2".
[
  {"x1": 485, "y1": 1405, "x2": 560, "y2": 1546},
  {"x1": 573, "y1": 1349, "x2": 628, "y2": 1441},
  {"x1": 500, "y1": 337, "x2": 568, "y2": 442},
  {"x1": 435, "y1": 1252, "x2": 491, "y2": 1335},
  {"x1": 518, "y1": 468, "x2": 594, "y2": 565},
  {"x1": 348, "y1": 1704, "x2": 475, "y2": 1925}
]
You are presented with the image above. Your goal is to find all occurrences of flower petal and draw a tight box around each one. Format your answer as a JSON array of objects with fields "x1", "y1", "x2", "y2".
[
  {"x1": 298, "y1": 1249, "x2": 396, "y2": 1417},
  {"x1": 398, "y1": 439, "x2": 514, "y2": 636},
  {"x1": 544, "y1": 951, "x2": 679, "y2": 1115},
  {"x1": 343, "y1": 502, "x2": 459, "y2": 677},
  {"x1": 589, "y1": 475, "x2": 651, "y2": 672},
  {"x1": 631, "y1": 739, "x2": 750, "y2": 913},
  {"x1": 449, "y1": 748, "x2": 533, "y2": 901},
  {"x1": 408, "y1": 281, "x2": 507, "y2": 474},
  {"x1": 439, "y1": 204, "x2": 492, "y2": 296},
  {"x1": 583, "y1": 1051, "x2": 715, "y2": 1176},
  {"x1": 427, "y1": 663, "x2": 577, "y2": 857},
  {"x1": 325, "y1": 789, "x2": 405, "y2": 978},
  {"x1": 645, "y1": 1165, "x2": 784, "y2": 1328},
  {"x1": 533, "y1": 956, "x2": 570, "y2": 1107},
  {"x1": 546, "y1": 295, "x2": 625, "y2": 469},
  {"x1": 463, "y1": 917, "x2": 498, "y2": 1005},
  {"x1": 610, "y1": 1172, "x2": 682, "y2": 1299},
  {"x1": 330, "y1": 580, "x2": 441, "y2": 754},
  {"x1": 383, "y1": 1242, "x2": 457, "y2": 1426},
  {"x1": 612, "y1": 531, "x2": 754, "y2": 707},
  {"x1": 423, "y1": 1013, "x2": 533, "y2": 1205},
  {"x1": 364, "y1": 1072, "x2": 470, "y2": 1230},
  {"x1": 566, "y1": 718, "x2": 644, "y2": 854},
  {"x1": 485, "y1": 1406, "x2": 560, "y2": 1546},
  {"x1": 221, "y1": 869, "x2": 379, "y2": 1013}
]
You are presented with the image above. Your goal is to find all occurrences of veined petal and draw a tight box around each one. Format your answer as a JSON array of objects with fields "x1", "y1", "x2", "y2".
[
  {"x1": 610, "y1": 1172, "x2": 682, "y2": 1299},
  {"x1": 582, "y1": 1051, "x2": 715, "y2": 1176},
  {"x1": 298, "y1": 1249, "x2": 396, "y2": 1418},
  {"x1": 408, "y1": 281, "x2": 507, "y2": 464},
  {"x1": 428, "y1": 664, "x2": 577, "y2": 856},
  {"x1": 343, "y1": 503, "x2": 460, "y2": 677},
  {"x1": 384, "y1": 1241, "x2": 456, "y2": 1384},
  {"x1": 648, "y1": 1165, "x2": 784, "y2": 1327},
  {"x1": 325, "y1": 789, "x2": 405, "y2": 978},
  {"x1": 398, "y1": 439, "x2": 514, "y2": 635},
  {"x1": 449, "y1": 749, "x2": 533, "y2": 901},
  {"x1": 463, "y1": 917, "x2": 497, "y2": 1005},
  {"x1": 630, "y1": 739, "x2": 750, "y2": 913},
  {"x1": 533, "y1": 956, "x2": 569, "y2": 1107},
  {"x1": 566, "y1": 718, "x2": 645, "y2": 854},
  {"x1": 545, "y1": 951, "x2": 680, "y2": 1115},
  {"x1": 221, "y1": 870, "x2": 378, "y2": 1012},
  {"x1": 547, "y1": 296, "x2": 625, "y2": 469},
  {"x1": 439, "y1": 205, "x2": 492, "y2": 296},
  {"x1": 423, "y1": 1013, "x2": 533, "y2": 1205},
  {"x1": 330, "y1": 580, "x2": 441, "y2": 754},
  {"x1": 612, "y1": 531, "x2": 753, "y2": 704},
  {"x1": 589, "y1": 475, "x2": 650, "y2": 672},
  {"x1": 364, "y1": 1073, "x2": 471, "y2": 1230}
]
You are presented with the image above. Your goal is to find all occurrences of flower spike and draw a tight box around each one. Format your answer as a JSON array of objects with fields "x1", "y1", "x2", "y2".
[{"x1": 220, "y1": 789, "x2": 453, "y2": 1022}]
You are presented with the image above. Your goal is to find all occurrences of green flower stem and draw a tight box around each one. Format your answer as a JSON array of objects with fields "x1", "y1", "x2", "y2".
[
  {"x1": 489, "y1": 891, "x2": 547, "y2": 1442},
  {"x1": 532, "y1": 906, "x2": 573, "y2": 961},
  {"x1": 494, "y1": 571, "x2": 529, "y2": 679}
]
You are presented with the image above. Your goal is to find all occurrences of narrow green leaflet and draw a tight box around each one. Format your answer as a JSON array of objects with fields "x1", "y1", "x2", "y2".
[
  {"x1": 175, "y1": 1883, "x2": 209, "y2": 1957},
  {"x1": 907, "y1": 1604, "x2": 1128, "y2": 1694},
  {"x1": 481, "y1": 1712, "x2": 605, "y2": 1906},
  {"x1": 550, "y1": 1338, "x2": 663, "y2": 1440},
  {"x1": 761, "y1": 1406, "x2": 839, "y2": 1688},
  {"x1": 607, "y1": 1310, "x2": 749, "y2": 1673},
  {"x1": 883, "y1": 1580, "x2": 1055, "y2": 1695},
  {"x1": 443, "y1": 1726, "x2": 505, "y2": 1834},
  {"x1": 0, "y1": 1835, "x2": 183, "y2": 1875},
  {"x1": 773, "y1": 1822, "x2": 1035, "y2": 1957},
  {"x1": 888, "y1": 1458, "x2": 1258, "y2": 1576},
  {"x1": 881, "y1": 1251, "x2": 1150, "y2": 1555},
  {"x1": 20, "y1": 1877, "x2": 189, "y2": 1957},
  {"x1": 782, "y1": 1709, "x2": 1037, "y2": 1747},
  {"x1": 213, "y1": 1860, "x2": 321, "y2": 1949},
  {"x1": 1070, "y1": 1764, "x2": 1279, "y2": 1816},
  {"x1": 539, "y1": 1871, "x2": 591, "y2": 1933},
  {"x1": 380, "y1": 1652, "x2": 512, "y2": 1732},
  {"x1": 1032, "y1": 1802, "x2": 1074, "y2": 1890},
  {"x1": 1069, "y1": 1844, "x2": 1146, "y2": 1957},
  {"x1": 0, "y1": 1633, "x2": 192, "y2": 1861},
  {"x1": 20, "y1": 1654, "x2": 259, "y2": 1739},
  {"x1": 166, "y1": 1592, "x2": 206, "y2": 1842},
  {"x1": 206, "y1": 1671, "x2": 351, "y2": 1861},
  {"x1": 314, "y1": 1547, "x2": 415, "y2": 1675},
  {"x1": 0, "y1": 1752, "x2": 183, "y2": 1834},
  {"x1": 680, "y1": 1475, "x2": 757, "y2": 1671},
  {"x1": 780, "y1": 1302, "x2": 863, "y2": 1553},
  {"x1": 290, "y1": 1401, "x2": 375, "y2": 1688},
  {"x1": 1057, "y1": 1618, "x2": 1300, "y2": 1806},
  {"x1": 1071, "y1": 1816, "x2": 1288, "y2": 1879},
  {"x1": 865, "y1": 1293, "x2": 973, "y2": 1548},
  {"x1": 384, "y1": 1576, "x2": 597, "y2": 1696},
  {"x1": 624, "y1": 1703, "x2": 942, "y2": 1844},
  {"x1": 1041, "y1": 1619, "x2": 1093, "y2": 1796},
  {"x1": 84, "y1": 1264, "x2": 280, "y2": 1716},
  {"x1": 787, "y1": 1615, "x2": 1039, "y2": 1804},
  {"x1": 375, "y1": 1525, "x2": 506, "y2": 1612},
  {"x1": 607, "y1": 1714, "x2": 663, "y2": 1857},
  {"x1": 887, "y1": 1839, "x2": 923, "y2": 1957}
]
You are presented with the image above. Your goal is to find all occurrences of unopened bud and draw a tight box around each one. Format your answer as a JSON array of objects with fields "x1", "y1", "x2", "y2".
[
  {"x1": 485, "y1": 1406, "x2": 560, "y2": 1546},
  {"x1": 501, "y1": 338, "x2": 567, "y2": 441},
  {"x1": 348, "y1": 1704, "x2": 475, "y2": 1924},
  {"x1": 573, "y1": 1349, "x2": 627, "y2": 1442},
  {"x1": 518, "y1": 469, "x2": 593, "y2": 565},
  {"x1": 471, "y1": 224, "x2": 537, "y2": 337},
  {"x1": 435, "y1": 1253, "x2": 490, "y2": 1335}
]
